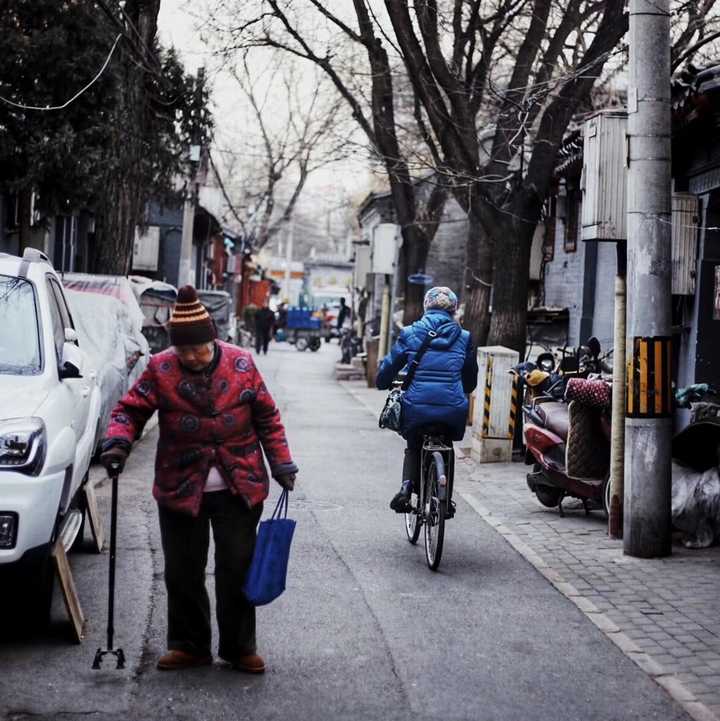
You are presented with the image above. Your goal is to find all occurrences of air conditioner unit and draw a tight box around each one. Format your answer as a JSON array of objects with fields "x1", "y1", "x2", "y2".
[
  {"x1": 133, "y1": 225, "x2": 160, "y2": 271},
  {"x1": 672, "y1": 193, "x2": 699, "y2": 295},
  {"x1": 581, "y1": 110, "x2": 628, "y2": 241},
  {"x1": 371, "y1": 223, "x2": 399, "y2": 275}
]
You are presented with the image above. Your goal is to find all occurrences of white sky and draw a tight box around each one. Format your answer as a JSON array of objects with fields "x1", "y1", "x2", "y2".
[{"x1": 157, "y1": 0, "x2": 373, "y2": 213}]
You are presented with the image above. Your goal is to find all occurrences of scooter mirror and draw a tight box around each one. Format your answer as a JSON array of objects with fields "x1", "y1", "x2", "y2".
[{"x1": 537, "y1": 352, "x2": 555, "y2": 372}]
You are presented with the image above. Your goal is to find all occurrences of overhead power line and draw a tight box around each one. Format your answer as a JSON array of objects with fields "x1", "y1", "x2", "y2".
[{"x1": 0, "y1": 34, "x2": 122, "y2": 112}]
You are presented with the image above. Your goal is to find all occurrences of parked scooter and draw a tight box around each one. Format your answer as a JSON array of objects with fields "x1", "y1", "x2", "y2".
[
  {"x1": 514, "y1": 338, "x2": 613, "y2": 516},
  {"x1": 672, "y1": 384, "x2": 720, "y2": 547}
]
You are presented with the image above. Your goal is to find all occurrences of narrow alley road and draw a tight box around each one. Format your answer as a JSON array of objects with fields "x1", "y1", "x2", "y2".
[{"x1": 1, "y1": 343, "x2": 691, "y2": 721}]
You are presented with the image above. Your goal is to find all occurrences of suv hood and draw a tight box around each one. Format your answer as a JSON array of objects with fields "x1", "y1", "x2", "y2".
[{"x1": 0, "y1": 375, "x2": 51, "y2": 420}]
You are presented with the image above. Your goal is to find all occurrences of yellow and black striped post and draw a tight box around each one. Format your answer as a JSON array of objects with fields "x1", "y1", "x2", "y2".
[
  {"x1": 508, "y1": 373, "x2": 519, "y2": 440},
  {"x1": 626, "y1": 336, "x2": 672, "y2": 419},
  {"x1": 481, "y1": 355, "x2": 493, "y2": 438}
]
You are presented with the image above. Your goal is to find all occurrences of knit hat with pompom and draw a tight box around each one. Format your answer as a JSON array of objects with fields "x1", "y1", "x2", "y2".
[
  {"x1": 169, "y1": 285, "x2": 216, "y2": 346},
  {"x1": 423, "y1": 286, "x2": 458, "y2": 314}
]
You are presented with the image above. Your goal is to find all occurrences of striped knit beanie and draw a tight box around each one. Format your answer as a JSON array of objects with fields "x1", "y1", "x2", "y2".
[
  {"x1": 169, "y1": 285, "x2": 216, "y2": 346},
  {"x1": 423, "y1": 286, "x2": 458, "y2": 314}
]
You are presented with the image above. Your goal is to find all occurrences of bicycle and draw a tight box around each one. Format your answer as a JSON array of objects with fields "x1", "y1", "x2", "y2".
[{"x1": 403, "y1": 428, "x2": 455, "y2": 571}]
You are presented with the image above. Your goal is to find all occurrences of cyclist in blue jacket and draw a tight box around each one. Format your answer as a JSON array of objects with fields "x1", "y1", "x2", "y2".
[{"x1": 376, "y1": 287, "x2": 478, "y2": 512}]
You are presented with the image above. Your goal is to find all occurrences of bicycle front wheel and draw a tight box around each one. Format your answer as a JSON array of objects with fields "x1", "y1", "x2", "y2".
[
  {"x1": 424, "y1": 451, "x2": 446, "y2": 570},
  {"x1": 404, "y1": 490, "x2": 421, "y2": 544}
]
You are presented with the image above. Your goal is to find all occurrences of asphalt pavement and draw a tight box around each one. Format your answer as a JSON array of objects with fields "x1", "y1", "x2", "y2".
[{"x1": 0, "y1": 341, "x2": 693, "y2": 721}]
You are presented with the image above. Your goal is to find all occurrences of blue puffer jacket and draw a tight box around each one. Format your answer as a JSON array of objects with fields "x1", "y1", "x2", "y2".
[{"x1": 376, "y1": 310, "x2": 479, "y2": 441}]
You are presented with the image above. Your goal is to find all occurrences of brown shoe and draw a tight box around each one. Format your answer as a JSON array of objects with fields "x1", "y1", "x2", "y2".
[
  {"x1": 227, "y1": 653, "x2": 266, "y2": 674},
  {"x1": 156, "y1": 649, "x2": 212, "y2": 671}
]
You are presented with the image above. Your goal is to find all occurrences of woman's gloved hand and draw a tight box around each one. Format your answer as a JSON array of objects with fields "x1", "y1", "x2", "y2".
[
  {"x1": 100, "y1": 447, "x2": 129, "y2": 475},
  {"x1": 276, "y1": 473, "x2": 296, "y2": 491}
]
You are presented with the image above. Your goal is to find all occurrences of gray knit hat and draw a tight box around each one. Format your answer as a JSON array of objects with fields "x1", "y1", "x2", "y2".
[{"x1": 423, "y1": 286, "x2": 458, "y2": 314}]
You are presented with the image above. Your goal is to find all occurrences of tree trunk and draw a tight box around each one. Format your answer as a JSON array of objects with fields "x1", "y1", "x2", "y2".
[
  {"x1": 401, "y1": 223, "x2": 430, "y2": 325},
  {"x1": 461, "y1": 208, "x2": 493, "y2": 348},
  {"x1": 487, "y1": 217, "x2": 534, "y2": 355}
]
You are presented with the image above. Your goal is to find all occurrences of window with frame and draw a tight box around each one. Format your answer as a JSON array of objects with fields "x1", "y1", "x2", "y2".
[
  {"x1": 47, "y1": 277, "x2": 75, "y2": 338},
  {"x1": 45, "y1": 279, "x2": 66, "y2": 363},
  {"x1": 564, "y1": 188, "x2": 581, "y2": 253},
  {"x1": 544, "y1": 197, "x2": 556, "y2": 262}
]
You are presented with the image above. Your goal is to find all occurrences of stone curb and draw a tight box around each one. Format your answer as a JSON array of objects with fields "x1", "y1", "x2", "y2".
[{"x1": 459, "y1": 490, "x2": 720, "y2": 721}]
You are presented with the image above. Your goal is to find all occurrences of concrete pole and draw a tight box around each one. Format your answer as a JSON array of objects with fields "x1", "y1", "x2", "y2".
[
  {"x1": 608, "y1": 243, "x2": 626, "y2": 538},
  {"x1": 624, "y1": 0, "x2": 673, "y2": 557},
  {"x1": 178, "y1": 182, "x2": 196, "y2": 287},
  {"x1": 378, "y1": 277, "x2": 391, "y2": 358},
  {"x1": 283, "y1": 218, "x2": 294, "y2": 304}
]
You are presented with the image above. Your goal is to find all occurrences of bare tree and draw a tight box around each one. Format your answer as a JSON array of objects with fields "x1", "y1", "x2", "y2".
[
  {"x1": 206, "y1": 1, "x2": 448, "y2": 322},
  {"x1": 208, "y1": 0, "x2": 720, "y2": 350},
  {"x1": 216, "y1": 54, "x2": 350, "y2": 250}
]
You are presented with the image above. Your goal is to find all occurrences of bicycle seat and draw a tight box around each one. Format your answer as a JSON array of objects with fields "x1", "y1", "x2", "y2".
[{"x1": 536, "y1": 402, "x2": 569, "y2": 440}]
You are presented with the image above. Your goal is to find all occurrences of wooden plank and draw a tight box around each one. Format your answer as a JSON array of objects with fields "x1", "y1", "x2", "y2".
[
  {"x1": 654, "y1": 339, "x2": 664, "y2": 416},
  {"x1": 52, "y1": 541, "x2": 86, "y2": 644},
  {"x1": 84, "y1": 481, "x2": 105, "y2": 553}
]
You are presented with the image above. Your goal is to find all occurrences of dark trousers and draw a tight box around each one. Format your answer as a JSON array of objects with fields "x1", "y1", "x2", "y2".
[
  {"x1": 158, "y1": 491, "x2": 263, "y2": 660},
  {"x1": 402, "y1": 434, "x2": 423, "y2": 491},
  {"x1": 255, "y1": 329, "x2": 271, "y2": 354}
]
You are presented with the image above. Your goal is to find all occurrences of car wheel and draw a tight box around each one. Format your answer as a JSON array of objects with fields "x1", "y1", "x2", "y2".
[
  {"x1": 69, "y1": 502, "x2": 87, "y2": 553},
  {"x1": 3, "y1": 554, "x2": 56, "y2": 632},
  {"x1": 26, "y1": 555, "x2": 55, "y2": 628}
]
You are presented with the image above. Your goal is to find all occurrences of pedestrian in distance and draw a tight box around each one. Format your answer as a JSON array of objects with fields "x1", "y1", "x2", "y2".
[
  {"x1": 100, "y1": 285, "x2": 298, "y2": 674},
  {"x1": 336, "y1": 297, "x2": 350, "y2": 329},
  {"x1": 376, "y1": 286, "x2": 478, "y2": 512},
  {"x1": 336, "y1": 297, "x2": 350, "y2": 342},
  {"x1": 254, "y1": 302, "x2": 276, "y2": 355},
  {"x1": 276, "y1": 302, "x2": 288, "y2": 331}
]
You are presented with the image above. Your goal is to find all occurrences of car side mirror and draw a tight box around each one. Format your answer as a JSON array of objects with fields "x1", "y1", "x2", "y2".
[{"x1": 60, "y1": 341, "x2": 84, "y2": 379}]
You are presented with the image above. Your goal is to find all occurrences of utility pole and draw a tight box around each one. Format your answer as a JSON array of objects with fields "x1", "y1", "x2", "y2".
[
  {"x1": 284, "y1": 217, "x2": 294, "y2": 304},
  {"x1": 608, "y1": 242, "x2": 626, "y2": 539},
  {"x1": 624, "y1": 0, "x2": 673, "y2": 557},
  {"x1": 178, "y1": 67, "x2": 205, "y2": 288}
]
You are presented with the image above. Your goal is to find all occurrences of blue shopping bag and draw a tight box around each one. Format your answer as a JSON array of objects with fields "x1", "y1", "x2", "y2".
[{"x1": 243, "y1": 490, "x2": 296, "y2": 606}]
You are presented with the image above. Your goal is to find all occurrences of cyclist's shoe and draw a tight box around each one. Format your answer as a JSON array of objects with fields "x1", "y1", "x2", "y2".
[
  {"x1": 390, "y1": 480, "x2": 412, "y2": 513},
  {"x1": 390, "y1": 491, "x2": 411, "y2": 513},
  {"x1": 444, "y1": 500, "x2": 457, "y2": 519}
]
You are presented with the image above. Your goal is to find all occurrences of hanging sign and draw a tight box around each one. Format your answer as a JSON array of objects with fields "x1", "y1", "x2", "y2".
[{"x1": 408, "y1": 273, "x2": 434, "y2": 285}]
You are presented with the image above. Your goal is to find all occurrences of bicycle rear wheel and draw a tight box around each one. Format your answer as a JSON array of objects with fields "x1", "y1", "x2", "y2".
[{"x1": 424, "y1": 451, "x2": 446, "y2": 570}]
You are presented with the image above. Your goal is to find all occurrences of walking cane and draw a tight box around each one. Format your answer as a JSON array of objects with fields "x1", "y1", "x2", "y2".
[{"x1": 92, "y1": 461, "x2": 125, "y2": 670}]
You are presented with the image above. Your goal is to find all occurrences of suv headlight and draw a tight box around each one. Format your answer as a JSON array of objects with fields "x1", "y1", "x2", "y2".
[{"x1": 0, "y1": 418, "x2": 46, "y2": 475}]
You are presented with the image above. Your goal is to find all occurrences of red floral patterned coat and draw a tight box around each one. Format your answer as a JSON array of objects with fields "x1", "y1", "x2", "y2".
[{"x1": 104, "y1": 341, "x2": 297, "y2": 516}]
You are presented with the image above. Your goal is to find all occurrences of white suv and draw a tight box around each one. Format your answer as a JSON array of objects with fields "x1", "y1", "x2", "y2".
[{"x1": 0, "y1": 248, "x2": 101, "y2": 623}]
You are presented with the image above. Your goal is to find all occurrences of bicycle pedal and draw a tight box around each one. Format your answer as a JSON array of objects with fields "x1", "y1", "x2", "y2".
[{"x1": 444, "y1": 501, "x2": 456, "y2": 519}]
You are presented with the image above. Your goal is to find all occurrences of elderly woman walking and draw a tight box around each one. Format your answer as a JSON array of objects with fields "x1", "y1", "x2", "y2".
[{"x1": 100, "y1": 286, "x2": 297, "y2": 674}]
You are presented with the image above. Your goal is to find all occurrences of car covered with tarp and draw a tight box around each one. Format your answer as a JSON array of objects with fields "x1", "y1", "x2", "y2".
[
  {"x1": 128, "y1": 276, "x2": 177, "y2": 354},
  {"x1": 197, "y1": 289, "x2": 235, "y2": 343},
  {"x1": 61, "y1": 274, "x2": 149, "y2": 448}
]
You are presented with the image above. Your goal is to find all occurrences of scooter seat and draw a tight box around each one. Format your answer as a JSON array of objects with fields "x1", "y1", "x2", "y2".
[{"x1": 538, "y1": 402, "x2": 569, "y2": 440}]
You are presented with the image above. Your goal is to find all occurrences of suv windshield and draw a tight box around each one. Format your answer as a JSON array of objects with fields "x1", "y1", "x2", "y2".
[{"x1": 0, "y1": 275, "x2": 41, "y2": 374}]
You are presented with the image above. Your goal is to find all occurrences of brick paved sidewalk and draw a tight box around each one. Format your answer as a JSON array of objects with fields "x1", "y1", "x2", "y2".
[
  {"x1": 458, "y1": 459, "x2": 720, "y2": 721},
  {"x1": 341, "y1": 379, "x2": 720, "y2": 721}
]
